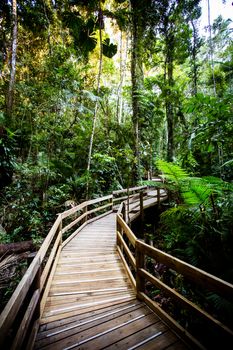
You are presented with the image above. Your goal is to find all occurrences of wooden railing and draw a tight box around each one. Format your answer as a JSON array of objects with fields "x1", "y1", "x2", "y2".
[
  {"x1": 0, "y1": 185, "x2": 157, "y2": 350},
  {"x1": 113, "y1": 185, "x2": 166, "y2": 223},
  {"x1": 116, "y1": 206, "x2": 233, "y2": 349},
  {"x1": 0, "y1": 192, "x2": 115, "y2": 350},
  {"x1": 5, "y1": 182, "x2": 232, "y2": 350}
]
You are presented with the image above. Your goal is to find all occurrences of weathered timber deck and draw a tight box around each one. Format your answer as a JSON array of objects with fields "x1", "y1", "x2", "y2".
[
  {"x1": 34, "y1": 214, "x2": 190, "y2": 350},
  {"x1": 128, "y1": 189, "x2": 167, "y2": 222}
]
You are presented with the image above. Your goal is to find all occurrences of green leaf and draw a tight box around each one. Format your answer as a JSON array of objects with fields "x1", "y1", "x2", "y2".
[{"x1": 103, "y1": 38, "x2": 117, "y2": 58}]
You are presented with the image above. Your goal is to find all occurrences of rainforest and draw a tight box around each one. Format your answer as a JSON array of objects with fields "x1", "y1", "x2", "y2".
[{"x1": 0, "y1": 0, "x2": 233, "y2": 329}]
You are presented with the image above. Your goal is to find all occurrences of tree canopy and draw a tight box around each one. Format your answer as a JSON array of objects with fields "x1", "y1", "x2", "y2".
[{"x1": 0, "y1": 0, "x2": 232, "y2": 278}]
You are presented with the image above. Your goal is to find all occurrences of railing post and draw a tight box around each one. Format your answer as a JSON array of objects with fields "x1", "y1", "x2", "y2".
[
  {"x1": 116, "y1": 216, "x2": 124, "y2": 252},
  {"x1": 127, "y1": 188, "x2": 130, "y2": 224},
  {"x1": 84, "y1": 204, "x2": 88, "y2": 222},
  {"x1": 111, "y1": 193, "x2": 114, "y2": 212},
  {"x1": 116, "y1": 215, "x2": 121, "y2": 234},
  {"x1": 59, "y1": 217, "x2": 63, "y2": 245},
  {"x1": 34, "y1": 264, "x2": 41, "y2": 321},
  {"x1": 122, "y1": 202, "x2": 126, "y2": 222},
  {"x1": 135, "y1": 240, "x2": 145, "y2": 299},
  {"x1": 140, "y1": 191, "x2": 144, "y2": 235},
  {"x1": 157, "y1": 187, "x2": 161, "y2": 209}
]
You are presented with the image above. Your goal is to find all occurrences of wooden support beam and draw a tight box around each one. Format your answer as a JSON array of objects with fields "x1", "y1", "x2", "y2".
[
  {"x1": 137, "y1": 292, "x2": 205, "y2": 350},
  {"x1": 10, "y1": 289, "x2": 40, "y2": 350},
  {"x1": 135, "y1": 240, "x2": 145, "y2": 297},
  {"x1": 116, "y1": 246, "x2": 136, "y2": 290},
  {"x1": 137, "y1": 240, "x2": 233, "y2": 301},
  {"x1": 140, "y1": 191, "x2": 144, "y2": 235},
  {"x1": 139, "y1": 268, "x2": 233, "y2": 339},
  {"x1": 116, "y1": 214, "x2": 137, "y2": 247},
  {"x1": 117, "y1": 231, "x2": 136, "y2": 269}
]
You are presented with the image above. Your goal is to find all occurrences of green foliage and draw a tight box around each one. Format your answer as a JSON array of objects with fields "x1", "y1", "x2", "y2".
[
  {"x1": 182, "y1": 178, "x2": 213, "y2": 206},
  {"x1": 156, "y1": 161, "x2": 233, "y2": 284},
  {"x1": 0, "y1": 126, "x2": 15, "y2": 189},
  {"x1": 102, "y1": 38, "x2": 117, "y2": 58},
  {"x1": 183, "y1": 93, "x2": 233, "y2": 180},
  {"x1": 18, "y1": 0, "x2": 53, "y2": 34},
  {"x1": 156, "y1": 160, "x2": 189, "y2": 185},
  {"x1": 0, "y1": 0, "x2": 232, "y2": 269},
  {"x1": 63, "y1": 12, "x2": 97, "y2": 58}
]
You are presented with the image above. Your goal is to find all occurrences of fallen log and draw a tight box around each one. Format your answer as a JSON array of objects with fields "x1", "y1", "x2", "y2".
[{"x1": 0, "y1": 241, "x2": 35, "y2": 255}]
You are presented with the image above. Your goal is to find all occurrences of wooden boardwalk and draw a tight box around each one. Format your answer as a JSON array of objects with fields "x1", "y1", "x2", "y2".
[
  {"x1": 34, "y1": 214, "x2": 189, "y2": 350},
  {"x1": 127, "y1": 189, "x2": 167, "y2": 222},
  {"x1": 2, "y1": 184, "x2": 231, "y2": 349}
]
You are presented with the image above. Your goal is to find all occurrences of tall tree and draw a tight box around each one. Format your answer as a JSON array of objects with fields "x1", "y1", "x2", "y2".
[
  {"x1": 129, "y1": 0, "x2": 151, "y2": 181},
  {"x1": 116, "y1": 29, "x2": 129, "y2": 124},
  {"x1": 7, "y1": 0, "x2": 18, "y2": 120},
  {"x1": 207, "y1": 0, "x2": 216, "y2": 96},
  {"x1": 190, "y1": 18, "x2": 201, "y2": 96},
  {"x1": 86, "y1": 2, "x2": 104, "y2": 199},
  {"x1": 150, "y1": 0, "x2": 201, "y2": 161}
]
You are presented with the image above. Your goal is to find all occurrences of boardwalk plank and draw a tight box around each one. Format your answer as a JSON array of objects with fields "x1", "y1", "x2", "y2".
[
  {"x1": 134, "y1": 330, "x2": 183, "y2": 350},
  {"x1": 37, "y1": 307, "x2": 153, "y2": 350},
  {"x1": 45, "y1": 290, "x2": 135, "y2": 308},
  {"x1": 34, "y1": 211, "x2": 189, "y2": 350},
  {"x1": 38, "y1": 300, "x2": 140, "y2": 333},
  {"x1": 103, "y1": 323, "x2": 168, "y2": 349},
  {"x1": 35, "y1": 304, "x2": 145, "y2": 348},
  {"x1": 65, "y1": 313, "x2": 162, "y2": 350},
  {"x1": 40, "y1": 295, "x2": 136, "y2": 325}
]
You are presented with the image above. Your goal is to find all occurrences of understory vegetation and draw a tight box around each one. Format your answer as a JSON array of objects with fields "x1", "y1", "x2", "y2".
[
  {"x1": 139, "y1": 162, "x2": 233, "y2": 347},
  {"x1": 0, "y1": 0, "x2": 232, "y2": 304}
]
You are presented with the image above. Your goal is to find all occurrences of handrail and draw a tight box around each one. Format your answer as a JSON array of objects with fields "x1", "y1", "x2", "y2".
[
  {"x1": 0, "y1": 213, "x2": 62, "y2": 349},
  {"x1": 0, "y1": 184, "x2": 153, "y2": 350},
  {"x1": 116, "y1": 200, "x2": 233, "y2": 349}
]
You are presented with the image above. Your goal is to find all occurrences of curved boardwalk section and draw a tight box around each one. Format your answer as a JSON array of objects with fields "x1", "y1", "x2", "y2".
[{"x1": 34, "y1": 214, "x2": 189, "y2": 350}]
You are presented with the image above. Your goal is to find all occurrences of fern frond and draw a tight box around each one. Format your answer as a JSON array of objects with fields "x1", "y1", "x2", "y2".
[
  {"x1": 202, "y1": 176, "x2": 233, "y2": 192},
  {"x1": 160, "y1": 206, "x2": 187, "y2": 220},
  {"x1": 140, "y1": 180, "x2": 172, "y2": 190},
  {"x1": 156, "y1": 160, "x2": 189, "y2": 184},
  {"x1": 182, "y1": 178, "x2": 212, "y2": 206},
  {"x1": 206, "y1": 292, "x2": 233, "y2": 315},
  {"x1": 221, "y1": 159, "x2": 233, "y2": 167}
]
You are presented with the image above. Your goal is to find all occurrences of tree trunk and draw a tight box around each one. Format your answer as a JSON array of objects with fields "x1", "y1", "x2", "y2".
[
  {"x1": 0, "y1": 241, "x2": 35, "y2": 255},
  {"x1": 191, "y1": 19, "x2": 198, "y2": 96},
  {"x1": 165, "y1": 37, "x2": 175, "y2": 162},
  {"x1": 7, "y1": 0, "x2": 18, "y2": 120},
  {"x1": 130, "y1": 1, "x2": 144, "y2": 182},
  {"x1": 86, "y1": 2, "x2": 103, "y2": 199},
  {"x1": 116, "y1": 30, "x2": 128, "y2": 124},
  {"x1": 207, "y1": 0, "x2": 216, "y2": 96}
]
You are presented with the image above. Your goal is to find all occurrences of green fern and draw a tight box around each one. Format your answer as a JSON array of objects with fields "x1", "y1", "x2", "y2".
[
  {"x1": 156, "y1": 161, "x2": 225, "y2": 207},
  {"x1": 160, "y1": 206, "x2": 187, "y2": 220},
  {"x1": 202, "y1": 176, "x2": 233, "y2": 192},
  {"x1": 156, "y1": 160, "x2": 189, "y2": 185},
  {"x1": 206, "y1": 292, "x2": 233, "y2": 321},
  {"x1": 182, "y1": 178, "x2": 212, "y2": 206}
]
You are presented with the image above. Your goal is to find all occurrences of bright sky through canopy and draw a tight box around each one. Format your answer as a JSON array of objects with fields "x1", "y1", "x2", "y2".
[{"x1": 200, "y1": 0, "x2": 233, "y2": 31}]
